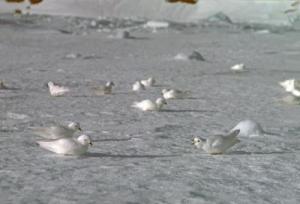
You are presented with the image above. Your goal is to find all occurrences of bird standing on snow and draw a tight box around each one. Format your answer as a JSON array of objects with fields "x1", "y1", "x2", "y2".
[
  {"x1": 193, "y1": 130, "x2": 240, "y2": 154},
  {"x1": 48, "y1": 81, "x2": 70, "y2": 96},
  {"x1": 37, "y1": 134, "x2": 92, "y2": 155},
  {"x1": 131, "y1": 98, "x2": 167, "y2": 111},
  {"x1": 31, "y1": 122, "x2": 82, "y2": 139}
]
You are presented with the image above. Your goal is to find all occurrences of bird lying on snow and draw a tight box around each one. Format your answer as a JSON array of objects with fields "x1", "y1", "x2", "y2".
[
  {"x1": 37, "y1": 134, "x2": 92, "y2": 155},
  {"x1": 131, "y1": 98, "x2": 167, "y2": 111},
  {"x1": 162, "y1": 88, "x2": 191, "y2": 100},
  {"x1": 230, "y1": 120, "x2": 264, "y2": 137},
  {"x1": 193, "y1": 130, "x2": 240, "y2": 154},
  {"x1": 231, "y1": 64, "x2": 245, "y2": 72},
  {"x1": 48, "y1": 81, "x2": 70, "y2": 96}
]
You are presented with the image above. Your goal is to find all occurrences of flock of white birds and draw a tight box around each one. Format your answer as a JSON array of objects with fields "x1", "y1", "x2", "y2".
[{"x1": 2, "y1": 62, "x2": 294, "y2": 156}]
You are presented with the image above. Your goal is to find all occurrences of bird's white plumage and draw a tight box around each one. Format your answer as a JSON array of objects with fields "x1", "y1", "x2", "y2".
[
  {"x1": 279, "y1": 79, "x2": 300, "y2": 98},
  {"x1": 231, "y1": 64, "x2": 245, "y2": 72},
  {"x1": 131, "y1": 98, "x2": 167, "y2": 111},
  {"x1": 291, "y1": 88, "x2": 300, "y2": 97},
  {"x1": 31, "y1": 122, "x2": 82, "y2": 139},
  {"x1": 230, "y1": 120, "x2": 264, "y2": 137},
  {"x1": 132, "y1": 81, "x2": 145, "y2": 92},
  {"x1": 140, "y1": 77, "x2": 155, "y2": 87},
  {"x1": 162, "y1": 88, "x2": 190, "y2": 99},
  {"x1": 279, "y1": 79, "x2": 295, "y2": 92},
  {"x1": 193, "y1": 130, "x2": 240, "y2": 154},
  {"x1": 37, "y1": 135, "x2": 92, "y2": 155},
  {"x1": 48, "y1": 81, "x2": 70, "y2": 96}
]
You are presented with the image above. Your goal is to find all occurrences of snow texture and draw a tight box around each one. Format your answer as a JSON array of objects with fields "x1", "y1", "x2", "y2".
[{"x1": 0, "y1": 13, "x2": 300, "y2": 204}]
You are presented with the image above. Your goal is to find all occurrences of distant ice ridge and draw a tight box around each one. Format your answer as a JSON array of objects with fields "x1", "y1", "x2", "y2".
[{"x1": 1, "y1": 0, "x2": 298, "y2": 25}]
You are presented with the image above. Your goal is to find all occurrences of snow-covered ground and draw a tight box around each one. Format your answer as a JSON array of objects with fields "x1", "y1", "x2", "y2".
[{"x1": 0, "y1": 13, "x2": 300, "y2": 203}]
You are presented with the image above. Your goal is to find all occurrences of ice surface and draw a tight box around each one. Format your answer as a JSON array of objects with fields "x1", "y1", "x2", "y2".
[{"x1": 0, "y1": 13, "x2": 300, "y2": 204}]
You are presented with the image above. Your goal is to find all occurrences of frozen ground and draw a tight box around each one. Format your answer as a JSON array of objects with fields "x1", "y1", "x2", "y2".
[{"x1": 0, "y1": 14, "x2": 300, "y2": 204}]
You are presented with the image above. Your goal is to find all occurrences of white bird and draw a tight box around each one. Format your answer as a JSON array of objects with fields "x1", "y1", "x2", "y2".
[
  {"x1": 132, "y1": 81, "x2": 145, "y2": 92},
  {"x1": 31, "y1": 122, "x2": 82, "y2": 139},
  {"x1": 231, "y1": 64, "x2": 245, "y2": 72},
  {"x1": 230, "y1": 120, "x2": 264, "y2": 137},
  {"x1": 37, "y1": 134, "x2": 92, "y2": 155},
  {"x1": 93, "y1": 81, "x2": 115, "y2": 95},
  {"x1": 291, "y1": 88, "x2": 300, "y2": 97},
  {"x1": 161, "y1": 88, "x2": 190, "y2": 100},
  {"x1": 131, "y1": 97, "x2": 167, "y2": 111},
  {"x1": 140, "y1": 77, "x2": 155, "y2": 87},
  {"x1": 279, "y1": 79, "x2": 295, "y2": 92},
  {"x1": 289, "y1": 79, "x2": 300, "y2": 97},
  {"x1": 279, "y1": 79, "x2": 300, "y2": 98},
  {"x1": 48, "y1": 81, "x2": 70, "y2": 96},
  {"x1": 193, "y1": 130, "x2": 240, "y2": 154}
]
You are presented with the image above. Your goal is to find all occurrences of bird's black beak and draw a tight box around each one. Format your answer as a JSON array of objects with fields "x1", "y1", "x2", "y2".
[
  {"x1": 78, "y1": 127, "x2": 82, "y2": 131},
  {"x1": 89, "y1": 142, "x2": 93, "y2": 146}
]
